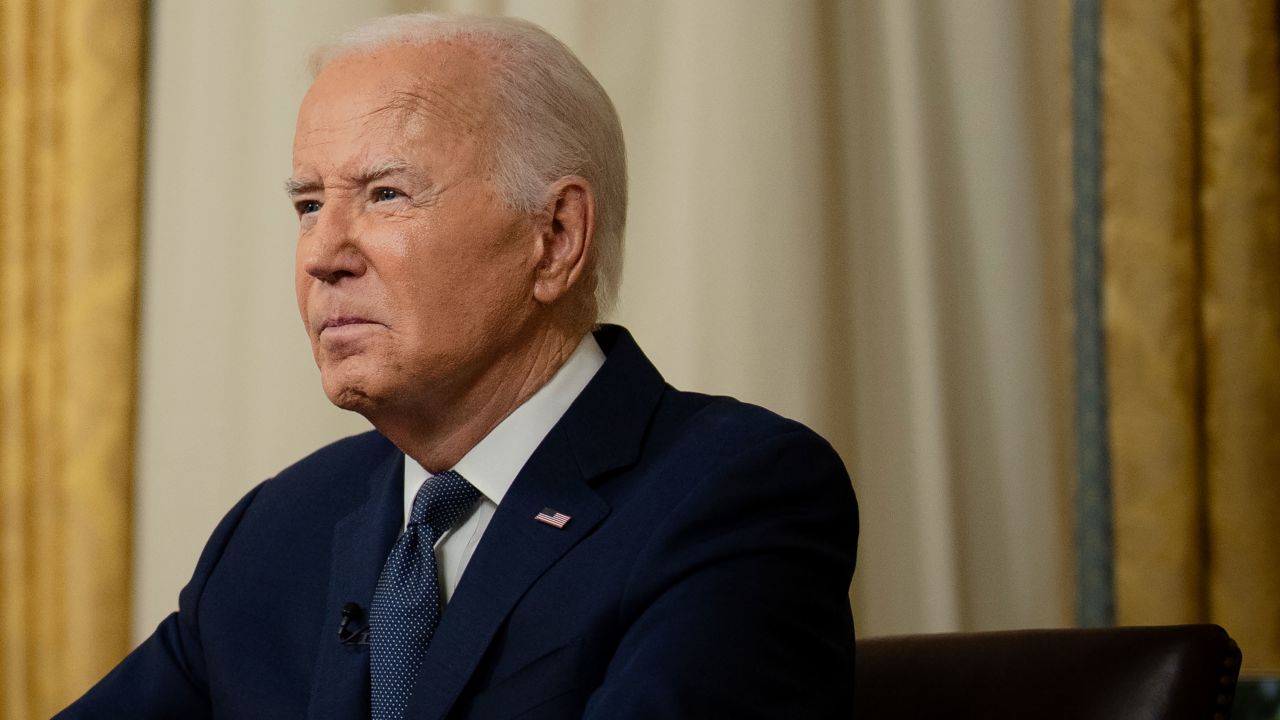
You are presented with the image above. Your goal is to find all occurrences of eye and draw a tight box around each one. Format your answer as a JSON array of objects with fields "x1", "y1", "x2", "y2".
[
  {"x1": 296, "y1": 200, "x2": 321, "y2": 216},
  {"x1": 373, "y1": 187, "x2": 402, "y2": 202}
]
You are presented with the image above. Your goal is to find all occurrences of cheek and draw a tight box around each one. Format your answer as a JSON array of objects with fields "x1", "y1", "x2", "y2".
[
  {"x1": 294, "y1": 264, "x2": 313, "y2": 327},
  {"x1": 293, "y1": 263, "x2": 306, "y2": 301},
  {"x1": 377, "y1": 229, "x2": 411, "y2": 259},
  {"x1": 380, "y1": 212, "x2": 534, "y2": 333}
]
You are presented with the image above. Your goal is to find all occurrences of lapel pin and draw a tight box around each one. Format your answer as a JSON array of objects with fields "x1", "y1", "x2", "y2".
[{"x1": 534, "y1": 508, "x2": 571, "y2": 529}]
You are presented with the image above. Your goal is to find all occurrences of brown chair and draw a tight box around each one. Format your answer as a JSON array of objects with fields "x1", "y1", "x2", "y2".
[{"x1": 855, "y1": 624, "x2": 1241, "y2": 719}]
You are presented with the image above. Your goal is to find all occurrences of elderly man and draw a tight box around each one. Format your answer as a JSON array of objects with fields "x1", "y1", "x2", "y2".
[{"x1": 61, "y1": 13, "x2": 857, "y2": 720}]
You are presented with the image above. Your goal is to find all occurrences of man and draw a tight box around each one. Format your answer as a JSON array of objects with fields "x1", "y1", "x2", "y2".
[{"x1": 61, "y1": 13, "x2": 857, "y2": 719}]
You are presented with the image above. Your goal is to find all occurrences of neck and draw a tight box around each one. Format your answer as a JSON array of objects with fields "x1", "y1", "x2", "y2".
[{"x1": 373, "y1": 321, "x2": 586, "y2": 473}]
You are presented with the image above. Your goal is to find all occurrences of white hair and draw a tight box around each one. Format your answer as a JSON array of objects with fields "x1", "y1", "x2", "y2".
[{"x1": 309, "y1": 13, "x2": 627, "y2": 320}]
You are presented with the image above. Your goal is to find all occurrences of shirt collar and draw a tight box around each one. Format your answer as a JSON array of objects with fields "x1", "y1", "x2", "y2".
[{"x1": 403, "y1": 333, "x2": 606, "y2": 511}]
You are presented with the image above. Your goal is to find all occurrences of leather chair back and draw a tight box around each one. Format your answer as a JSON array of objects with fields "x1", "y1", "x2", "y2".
[{"x1": 855, "y1": 624, "x2": 1240, "y2": 719}]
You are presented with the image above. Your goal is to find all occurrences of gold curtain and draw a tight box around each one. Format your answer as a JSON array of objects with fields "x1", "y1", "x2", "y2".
[
  {"x1": 0, "y1": 1, "x2": 144, "y2": 716},
  {"x1": 1104, "y1": 0, "x2": 1280, "y2": 672}
]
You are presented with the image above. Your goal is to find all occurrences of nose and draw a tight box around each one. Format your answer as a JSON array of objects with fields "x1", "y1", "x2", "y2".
[{"x1": 299, "y1": 204, "x2": 367, "y2": 284}]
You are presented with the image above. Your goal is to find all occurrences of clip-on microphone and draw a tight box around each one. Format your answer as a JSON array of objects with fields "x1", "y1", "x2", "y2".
[{"x1": 337, "y1": 602, "x2": 370, "y2": 645}]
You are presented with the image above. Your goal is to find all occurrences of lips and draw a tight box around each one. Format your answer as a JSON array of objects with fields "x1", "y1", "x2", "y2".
[
  {"x1": 318, "y1": 315, "x2": 383, "y2": 334},
  {"x1": 324, "y1": 315, "x2": 373, "y2": 328}
]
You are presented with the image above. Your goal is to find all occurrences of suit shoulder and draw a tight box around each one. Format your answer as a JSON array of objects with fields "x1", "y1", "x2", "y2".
[
  {"x1": 657, "y1": 386, "x2": 835, "y2": 456},
  {"x1": 255, "y1": 430, "x2": 396, "y2": 499},
  {"x1": 277, "y1": 429, "x2": 394, "y2": 475}
]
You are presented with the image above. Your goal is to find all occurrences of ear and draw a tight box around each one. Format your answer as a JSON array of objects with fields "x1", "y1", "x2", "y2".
[{"x1": 532, "y1": 176, "x2": 595, "y2": 306}]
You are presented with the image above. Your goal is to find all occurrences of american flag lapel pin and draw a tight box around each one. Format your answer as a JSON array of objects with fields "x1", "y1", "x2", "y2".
[{"x1": 534, "y1": 507, "x2": 571, "y2": 529}]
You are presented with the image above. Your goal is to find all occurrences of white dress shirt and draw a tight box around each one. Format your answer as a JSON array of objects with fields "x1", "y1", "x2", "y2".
[{"x1": 401, "y1": 334, "x2": 605, "y2": 604}]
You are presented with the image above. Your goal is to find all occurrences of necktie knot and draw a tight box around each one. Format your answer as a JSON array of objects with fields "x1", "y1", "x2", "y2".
[{"x1": 408, "y1": 469, "x2": 483, "y2": 539}]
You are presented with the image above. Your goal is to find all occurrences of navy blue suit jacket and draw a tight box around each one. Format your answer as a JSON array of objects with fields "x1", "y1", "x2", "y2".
[{"x1": 60, "y1": 326, "x2": 858, "y2": 718}]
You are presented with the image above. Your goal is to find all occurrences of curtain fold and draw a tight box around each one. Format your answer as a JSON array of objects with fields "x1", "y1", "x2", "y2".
[
  {"x1": 0, "y1": 2, "x2": 144, "y2": 716},
  {"x1": 1103, "y1": 0, "x2": 1205, "y2": 627},
  {"x1": 1103, "y1": 0, "x2": 1280, "y2": 672},
  {"x1": 1198, "y1": 0, "x2": 1280, "y2": 674}
]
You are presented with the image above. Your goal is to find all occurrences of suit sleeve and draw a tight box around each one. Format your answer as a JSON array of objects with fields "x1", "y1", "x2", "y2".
[
  {"x1": 583, "y1": 428, "x2": 859, "y2": 719},
  {"x1": 54, "y1": 481, "x2": 267, "y2": 719}
]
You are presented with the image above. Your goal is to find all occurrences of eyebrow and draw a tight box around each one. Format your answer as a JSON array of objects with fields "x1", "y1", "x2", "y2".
[
  {"x1": 283, "y1": 177, "x2": 320, "y2": 197},
  {"x1": 283, "y1": 159, "x2": 417, "y2": 198}
]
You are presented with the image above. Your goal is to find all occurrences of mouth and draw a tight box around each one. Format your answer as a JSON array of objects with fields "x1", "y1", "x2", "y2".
[{"x1": 319, "y1": 316, "x2": 383, "y2": 334}]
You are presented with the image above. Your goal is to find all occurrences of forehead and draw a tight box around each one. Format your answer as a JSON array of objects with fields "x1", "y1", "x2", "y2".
[{"x1": 293, "y1": 40, "x2": 499, "y2": 160}]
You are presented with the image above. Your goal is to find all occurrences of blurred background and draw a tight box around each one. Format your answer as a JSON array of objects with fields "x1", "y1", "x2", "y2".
[{"x1": 2, "y1": 0, "x2": 1277, "y2": 716}]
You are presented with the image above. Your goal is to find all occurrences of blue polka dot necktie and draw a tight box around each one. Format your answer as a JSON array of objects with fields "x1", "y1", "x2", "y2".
[{"x1": 369, "y1": 469, "x2": 482, "y2": 720}]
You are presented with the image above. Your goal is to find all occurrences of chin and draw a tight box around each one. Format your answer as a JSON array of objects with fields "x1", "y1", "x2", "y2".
[
  {"x1": 317, "y1": 351, "x2": 388, "y2": 411},
  {"x1": 326, "y1": 385, "x2": 375, "y2": 415},
  {"x1": 319, "y1": 367, "x2": 381, "y2": 417}
]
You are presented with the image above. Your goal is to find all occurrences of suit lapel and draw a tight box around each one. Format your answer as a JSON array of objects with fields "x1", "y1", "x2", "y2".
[
  {"x1": 307, "y1": 444, "x2": 404, "y2": 720},
  {"x1": 404, "y1": 425, "x2": 607, "y2": 720},
  {"x1": 404, "y1": 325, "x2": 667, "y2": 720}
]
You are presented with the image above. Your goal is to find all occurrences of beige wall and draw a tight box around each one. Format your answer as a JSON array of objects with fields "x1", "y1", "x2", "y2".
[{"x1": 135, "y1": 0, "x2": 1070, "y2": 643}]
